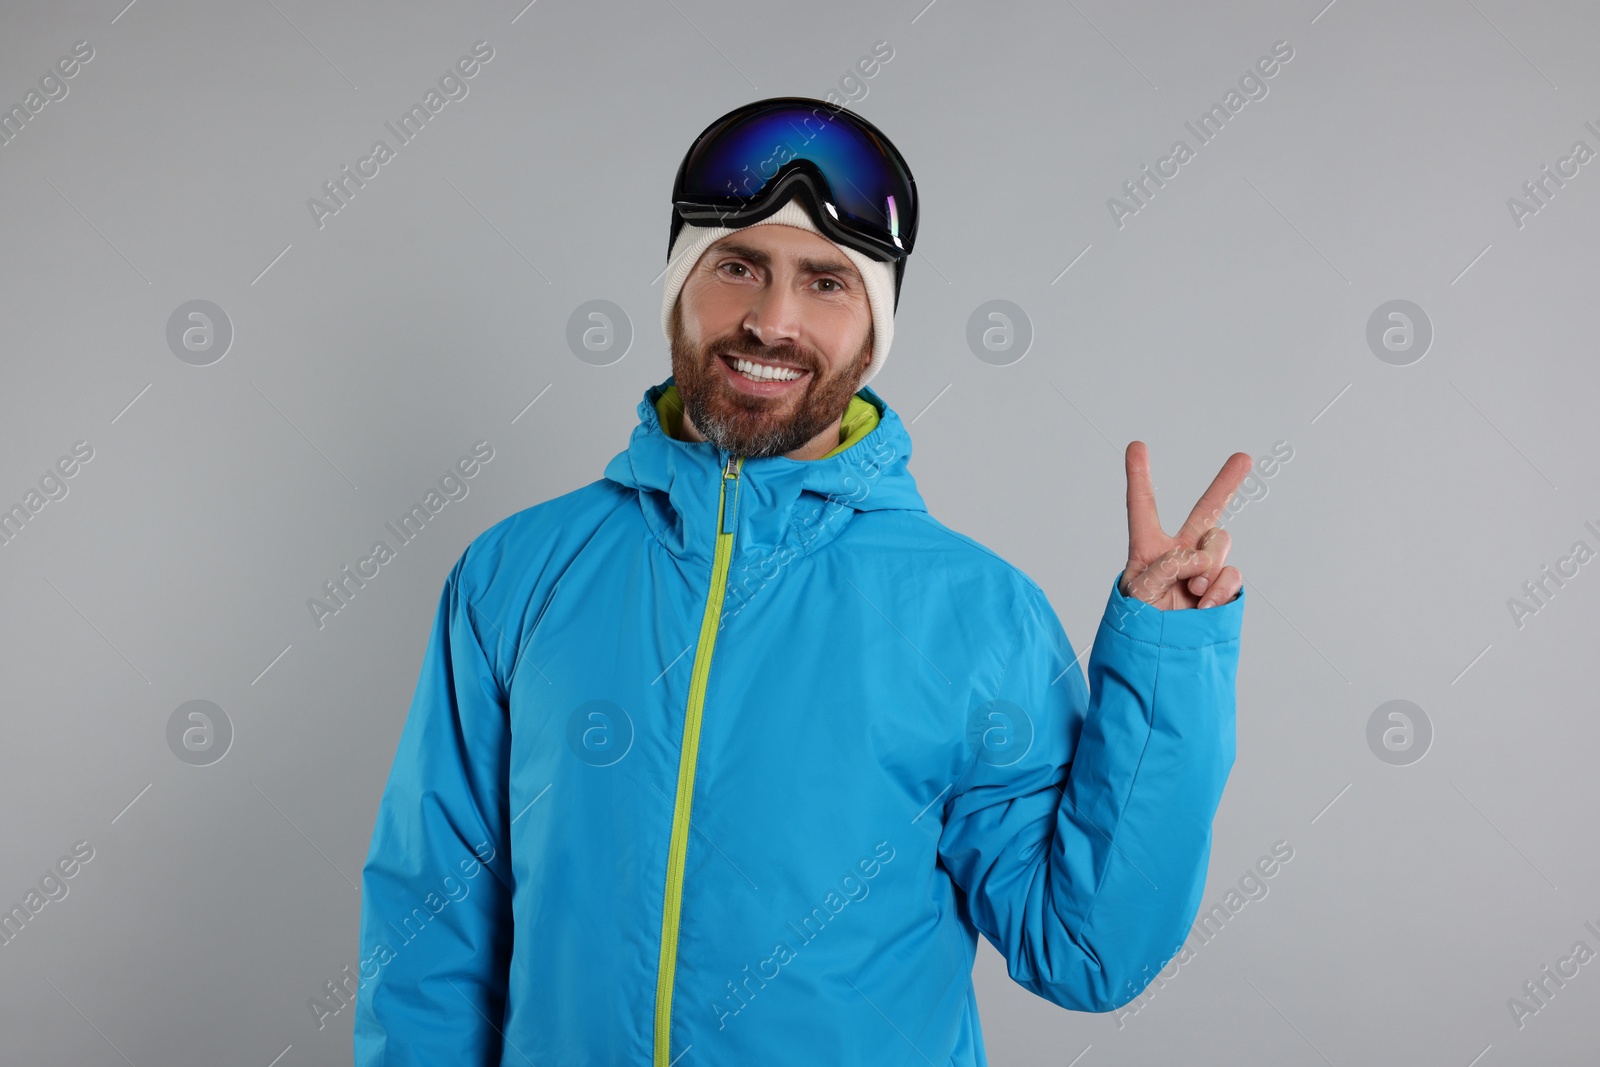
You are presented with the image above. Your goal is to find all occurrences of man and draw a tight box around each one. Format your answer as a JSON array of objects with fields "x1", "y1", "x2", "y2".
[{"x1": 354, "y1": 97, "x2": 1249, "y2": 1067}]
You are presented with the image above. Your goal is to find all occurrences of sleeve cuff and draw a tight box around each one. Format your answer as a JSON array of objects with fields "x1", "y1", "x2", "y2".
[{"x1": 1099, "y1": 570, "x2": 1244, "y2": 648}]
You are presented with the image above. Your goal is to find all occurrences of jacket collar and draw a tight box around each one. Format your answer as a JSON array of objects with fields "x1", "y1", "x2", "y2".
[{"x1": 603, "y1": 376, "x2": 927, "y2": 565}]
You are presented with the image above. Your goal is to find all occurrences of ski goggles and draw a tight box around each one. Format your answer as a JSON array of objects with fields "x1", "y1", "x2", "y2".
[{"x1": 669, "y1": 96, "x2": 919, "y2": 265}]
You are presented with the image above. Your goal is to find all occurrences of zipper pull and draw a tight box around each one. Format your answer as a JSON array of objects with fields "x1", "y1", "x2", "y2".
[{"x1": 719, "y1": 454, "x2": 741, "y2": 535}]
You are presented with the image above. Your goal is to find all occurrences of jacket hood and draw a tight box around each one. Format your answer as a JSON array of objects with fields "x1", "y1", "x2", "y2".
[{"x1": 603, "y1": 376, "x2": 927, "y2": 564}]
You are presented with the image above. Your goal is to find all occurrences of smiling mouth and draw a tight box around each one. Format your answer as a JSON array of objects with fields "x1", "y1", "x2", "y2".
[{"x1": 718, "y1": 353, "x2": 812, "y2": 389}]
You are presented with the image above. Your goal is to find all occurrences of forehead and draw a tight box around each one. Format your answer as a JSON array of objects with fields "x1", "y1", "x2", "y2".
[
  {"x1": 704, "y1": 224, "x2": 860, "y2": 278},
  {"x1": 713, "y1": 222, "x2": 831, "y2": 251}
]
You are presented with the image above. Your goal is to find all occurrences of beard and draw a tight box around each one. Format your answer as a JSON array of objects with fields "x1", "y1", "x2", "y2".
[{"x1": 668, "y1": 300, "x2": 874, "y2": 459}]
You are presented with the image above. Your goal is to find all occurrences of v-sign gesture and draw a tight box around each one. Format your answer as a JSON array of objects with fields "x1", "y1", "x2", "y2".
[{"x1": 1118, "y1": 441, "x2": 1253, "y2": 610}]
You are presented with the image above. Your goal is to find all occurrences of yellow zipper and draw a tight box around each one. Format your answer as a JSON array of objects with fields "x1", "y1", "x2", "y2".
[{"x1": 654, "y1": 452, "x2": 742, "y2": 1066}]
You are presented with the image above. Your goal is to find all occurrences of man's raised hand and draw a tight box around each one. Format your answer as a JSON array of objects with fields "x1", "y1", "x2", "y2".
[{"x1": 1118, "y1": 441, "x2": 1252, "y2": 610}]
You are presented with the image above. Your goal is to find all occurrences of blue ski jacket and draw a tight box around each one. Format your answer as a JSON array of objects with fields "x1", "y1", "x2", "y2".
[{"x1": 354, "y1": 376, "x2": 1245, "y2": 1066}]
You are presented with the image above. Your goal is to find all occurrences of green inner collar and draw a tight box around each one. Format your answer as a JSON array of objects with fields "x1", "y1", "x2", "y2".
[{"x1": 655, "y1": 384, "x2": 879, "y2": 460}]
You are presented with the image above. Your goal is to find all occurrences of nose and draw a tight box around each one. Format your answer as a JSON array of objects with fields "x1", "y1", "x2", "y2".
[{"x1": 742, "y1": 284, "x2": 802, "y2": 350}]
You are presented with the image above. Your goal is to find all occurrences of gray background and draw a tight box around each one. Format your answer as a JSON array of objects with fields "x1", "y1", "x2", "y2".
[{"x1": 1, "y1": 0, "x2": 1595, "y2": 1064}]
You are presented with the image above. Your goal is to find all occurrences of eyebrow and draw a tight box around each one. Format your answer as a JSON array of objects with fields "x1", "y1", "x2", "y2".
[{"x1": 712, "y1": 241, "x2": 861, "y2": 283}]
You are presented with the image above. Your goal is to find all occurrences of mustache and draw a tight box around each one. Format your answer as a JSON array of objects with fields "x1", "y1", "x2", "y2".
[{"x1": 707, "y1": 335, "x2": 816, "y2": 372}]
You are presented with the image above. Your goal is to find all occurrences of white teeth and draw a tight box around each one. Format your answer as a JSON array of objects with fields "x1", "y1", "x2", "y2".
[{"x1": 732, "y1": 357, "x2": 803, "y2": 382}]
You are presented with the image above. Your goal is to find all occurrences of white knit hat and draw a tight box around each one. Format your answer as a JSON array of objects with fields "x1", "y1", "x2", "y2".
[{"x1": 659, "y1": 196, "x2": 897, "y2": 387}]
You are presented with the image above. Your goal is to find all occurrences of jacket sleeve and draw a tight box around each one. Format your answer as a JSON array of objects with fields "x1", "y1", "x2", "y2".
[
  {"x1": 937, "y1": 570, "x2": 1244, "y2": 1012},
  {"x1": 353, "y1": 547, "x2": 515, "y2": 1065}
]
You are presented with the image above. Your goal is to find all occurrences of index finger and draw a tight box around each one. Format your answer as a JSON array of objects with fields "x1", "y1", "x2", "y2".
[
  {"x1": 1174, "y1": 451, "x2": 1254, "y2": 547},
  {"x1": 1124, "y1": 440, "x2": 1164, "y2": 557}
]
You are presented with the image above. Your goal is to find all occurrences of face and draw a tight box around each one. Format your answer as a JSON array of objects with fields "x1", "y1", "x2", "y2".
[{"x1": 669, "y1": 222, "x2": 875, "y2": 460}]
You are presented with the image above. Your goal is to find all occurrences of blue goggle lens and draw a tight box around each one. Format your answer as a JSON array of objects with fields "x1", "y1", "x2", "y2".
[{"x1": 673, "y1": 99, "x2": 917, "y2": 260}]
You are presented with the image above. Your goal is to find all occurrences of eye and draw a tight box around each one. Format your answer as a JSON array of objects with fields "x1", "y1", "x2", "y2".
[
  {"x1": 720, "y1": 262, "x2": 752, "y2": 278},
  {"x1": 814, "y1": 277, "x2": 844, "y2": 292}
]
